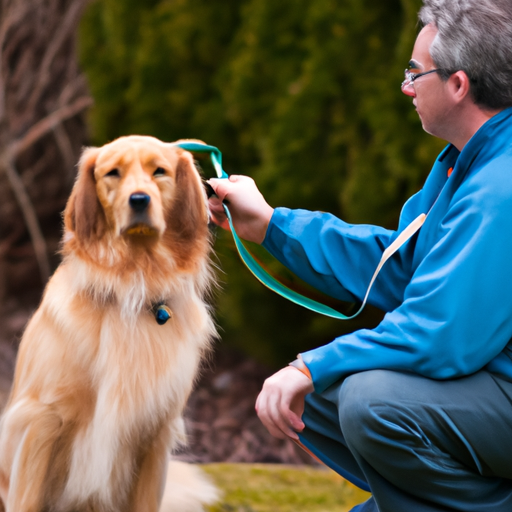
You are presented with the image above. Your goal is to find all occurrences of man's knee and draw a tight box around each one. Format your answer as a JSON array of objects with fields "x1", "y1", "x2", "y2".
[{"x1": 338, "y1": 370, "x2": 418, "y2": 453}]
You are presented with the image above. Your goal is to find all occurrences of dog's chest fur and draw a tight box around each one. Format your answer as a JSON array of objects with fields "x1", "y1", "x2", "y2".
[{"x1": 38, "y1": 260, "x2": 211, "y2": 509}]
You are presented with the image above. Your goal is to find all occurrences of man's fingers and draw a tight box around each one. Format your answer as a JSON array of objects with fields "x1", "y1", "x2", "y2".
[
  {"x1": 206, "y1": 178, "x2": 225, "y2": 200},
  {"x1": 289, "y1": 411, "x2": 305, "y2": 433},
  {"x1": 206, "y1": 175, "x2": 273, "y2": 243},
  {"x1": 256, "y1": 392, "x2": 286, "y2": 439},
  {"x1": 255, "y1": 379, "x2": 304, "y2": 441},
  {"x1": 207, "y1": 176, "x2": 243, "y2": 202},
  {"x1": 271, "y1": 398, "x2": 301, "y2": 440},
  {"x1": 258, "y1": 404, "x2": 300, "y2": 440},
  {"x1": 207, "y1": 193, "x2": 229, "y2": 229}
]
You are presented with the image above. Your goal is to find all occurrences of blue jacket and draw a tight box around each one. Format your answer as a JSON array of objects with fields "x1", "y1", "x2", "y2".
[{"x1": 262, "y1": 107, "x2": 512, "y2": 394}]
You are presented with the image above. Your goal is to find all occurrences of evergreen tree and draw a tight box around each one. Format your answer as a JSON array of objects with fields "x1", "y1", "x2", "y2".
[{"x1": 80, "y1": 0, "x2": 446, "y2": 365}]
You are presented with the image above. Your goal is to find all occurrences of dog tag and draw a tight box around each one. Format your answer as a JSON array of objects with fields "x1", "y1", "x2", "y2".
[{"x1": 155, "y1": 305, "x2": 173, "y2": 325}]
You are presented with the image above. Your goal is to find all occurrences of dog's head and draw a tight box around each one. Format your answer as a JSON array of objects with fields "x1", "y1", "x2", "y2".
[{"x1": 64, "y1": 136, "x2": 210, "y2": 267}]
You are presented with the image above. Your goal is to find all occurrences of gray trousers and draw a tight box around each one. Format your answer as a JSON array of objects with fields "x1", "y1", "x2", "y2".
[{"x1": 299, "y1": 370, "x2": 512, "y2": 512}]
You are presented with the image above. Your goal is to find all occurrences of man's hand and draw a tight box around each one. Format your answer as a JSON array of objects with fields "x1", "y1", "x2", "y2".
[
  {"x1": 255, "y1": 366, "x2": 314, "y2": 441},
  {"x1": 207, "y1": 175, "x2": 274, "y2": 244}
]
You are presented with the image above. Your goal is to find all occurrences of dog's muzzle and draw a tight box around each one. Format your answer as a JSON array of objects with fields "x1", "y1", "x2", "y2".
[{"x1": 124, "y1": 192, "x2": 160, "y2": 236}]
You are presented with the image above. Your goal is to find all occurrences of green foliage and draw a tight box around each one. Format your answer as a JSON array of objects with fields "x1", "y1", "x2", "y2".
[
  {"x1": 79, "y1": 0, "x2": 446, "y2": 366},
  {"x1": 80, "y1": 0, "x2": 241, "y2": 147},
  {"x1": 202, "y1": 463, "x2": 371, "y2": 512}
]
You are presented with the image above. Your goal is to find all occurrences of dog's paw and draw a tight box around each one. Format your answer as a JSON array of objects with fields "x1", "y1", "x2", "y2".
[{"x1": 159, "y1": 460, "x2": 220, "y2": 512}]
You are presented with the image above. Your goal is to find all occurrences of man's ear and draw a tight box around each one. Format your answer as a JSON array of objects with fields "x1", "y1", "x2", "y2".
[
  {"x1": 64, "y1": 146, "x2": 106, "y2": 242},
  {"x1": 448, "y1": 70, "x2": 472, "y2": 103}
]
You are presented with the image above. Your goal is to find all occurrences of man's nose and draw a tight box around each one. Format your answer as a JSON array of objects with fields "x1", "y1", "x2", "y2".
[{"x1": 401, "y1": 83, "x2": 416, "y2": 97}]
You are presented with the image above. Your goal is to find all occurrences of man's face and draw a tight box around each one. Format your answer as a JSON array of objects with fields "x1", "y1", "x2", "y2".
[{"x1": 403, "y1": 24, "x2": 452, "y2": 139}]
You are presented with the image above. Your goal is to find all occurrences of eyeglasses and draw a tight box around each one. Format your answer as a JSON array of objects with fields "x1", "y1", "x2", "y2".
[{"x1": 401, "y1": 68, "x2": 442, "y2": 90}]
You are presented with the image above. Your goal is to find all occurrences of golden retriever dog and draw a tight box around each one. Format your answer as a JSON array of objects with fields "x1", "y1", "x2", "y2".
[{"x1": 0, "y1": 136, "x2": 219, "y2": 512}]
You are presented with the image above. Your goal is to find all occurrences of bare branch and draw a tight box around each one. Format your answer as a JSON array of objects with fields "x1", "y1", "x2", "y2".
[
  {"x1": 57, "y1": 74, "x2": 89, "y2": 108},
  {"x1": 0, "y1": 0, "x2": 31, "y2": 121},
  {"x1": 0, "y1": 222, "x2": 23, "y2": 258},
  {"x1": 25, "y1": 0, "x2": 87, "y2": 115},
  {"x1": 9, "y1": 96, "x2": 93, "y2": 159},
  {"x1": 0, "y1": 157, "x2": 50, "y2": 283},
  {"x1": 52, "y1": 123, "x2": 76, "y2": 184}
]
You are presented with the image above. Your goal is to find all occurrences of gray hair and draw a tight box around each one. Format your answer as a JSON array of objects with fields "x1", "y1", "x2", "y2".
[{"x1": 420, "y1": 0, "x2": 512, "y2": 110}]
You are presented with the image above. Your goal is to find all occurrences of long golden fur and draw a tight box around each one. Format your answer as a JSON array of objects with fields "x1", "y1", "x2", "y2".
[{"x1": 0, "y1": 136, "x2": 219, "y2": 512}]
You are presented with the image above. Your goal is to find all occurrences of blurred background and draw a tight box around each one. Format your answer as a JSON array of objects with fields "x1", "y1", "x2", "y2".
[{"x1": 0, "y1": 0, "x2": 446, "y2": 465}]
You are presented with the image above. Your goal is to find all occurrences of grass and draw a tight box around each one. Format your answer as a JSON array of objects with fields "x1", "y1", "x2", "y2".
[{"x1": 202, "y1": 463, "x2": 371, "y2": 512}]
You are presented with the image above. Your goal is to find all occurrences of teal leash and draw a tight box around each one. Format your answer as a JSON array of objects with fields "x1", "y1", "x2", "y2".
[
  {"x1": 172, "y1": 141, "x2": 228, "y2": 179},
  {"x1": 173, "y1": 141, "x2": 426, "y2": 320},
  {"x1": 221, "y1": 205, "x2": 361, "y2": 319}
]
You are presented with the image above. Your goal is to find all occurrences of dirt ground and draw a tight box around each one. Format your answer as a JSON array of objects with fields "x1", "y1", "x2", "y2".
[{"x1": 0, "y1": 295, "x2": 315, "y2": 466}]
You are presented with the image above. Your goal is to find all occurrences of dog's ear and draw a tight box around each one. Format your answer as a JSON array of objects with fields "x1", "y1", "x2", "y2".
[
  {"x1": 64, "y1": 147, "x2": 106, "y2": 242},
  {"x1": 165, "y1": 153, "x2": 209, "y2": 264}
]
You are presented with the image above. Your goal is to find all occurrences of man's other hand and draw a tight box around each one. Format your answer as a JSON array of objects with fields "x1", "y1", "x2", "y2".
[{"x1": 255, "y1": 366, "x2": 314, "y2": 440}]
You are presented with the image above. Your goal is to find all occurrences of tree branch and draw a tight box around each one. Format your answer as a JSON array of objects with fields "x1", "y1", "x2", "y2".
[
  {"x1": 0, "y1": 157, "x2": 50, "y2": 283},
  {"x1": 8, "y1": 95, "x2": 93, "y2": 159},
  {"x1": 52, "y1": 123, "x2": 76, "y2": 184},
  {"x1": 25, "y1": 0, "x2": 87, "y2": 115},
  {"x1": 0, "y1": 0, "x2": 30, "y2": 122},
  {"x1": 0, "y1": 94, "x2": 93, "y2": 284}
]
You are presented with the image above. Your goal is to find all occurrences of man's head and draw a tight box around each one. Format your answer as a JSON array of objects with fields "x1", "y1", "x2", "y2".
[{"x1": 419, "y1": 0, "x2": 512, "y2": 111}]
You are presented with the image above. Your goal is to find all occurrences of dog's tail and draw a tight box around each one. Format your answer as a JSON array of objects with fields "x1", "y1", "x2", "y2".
[{"x1": 159, "y1": 460, "x2": 221, "y2": 512}]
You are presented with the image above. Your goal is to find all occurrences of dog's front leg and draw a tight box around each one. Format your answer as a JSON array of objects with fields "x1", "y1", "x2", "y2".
[
  {"x1": 3, "y1": 402, "x2": 62, "y2": 512},
  {"x1": 130, "y1": 424, "x2": 171, "y2": 512}
]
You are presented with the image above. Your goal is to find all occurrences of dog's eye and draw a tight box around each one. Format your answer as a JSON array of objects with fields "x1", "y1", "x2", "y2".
[
  {"x1": 105, "y1": 168, "x2": 120, "y2": 177},
  {"x1": 153, "y1": 167, "x2": 166, "y2": 177}
]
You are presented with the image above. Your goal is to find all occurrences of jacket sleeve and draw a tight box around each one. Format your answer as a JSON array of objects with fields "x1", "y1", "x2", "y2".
[
  {"x1": 264, "y1": 164, "x2": 512, "y2": 393},
  {"x1": 262, "y1": 207, "x2": 414, "y2": 312}
]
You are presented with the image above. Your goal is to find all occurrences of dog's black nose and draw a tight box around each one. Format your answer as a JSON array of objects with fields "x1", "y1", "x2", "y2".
[{"x1": 129, "y1": 193, "x2": 151, "y2": 212}]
